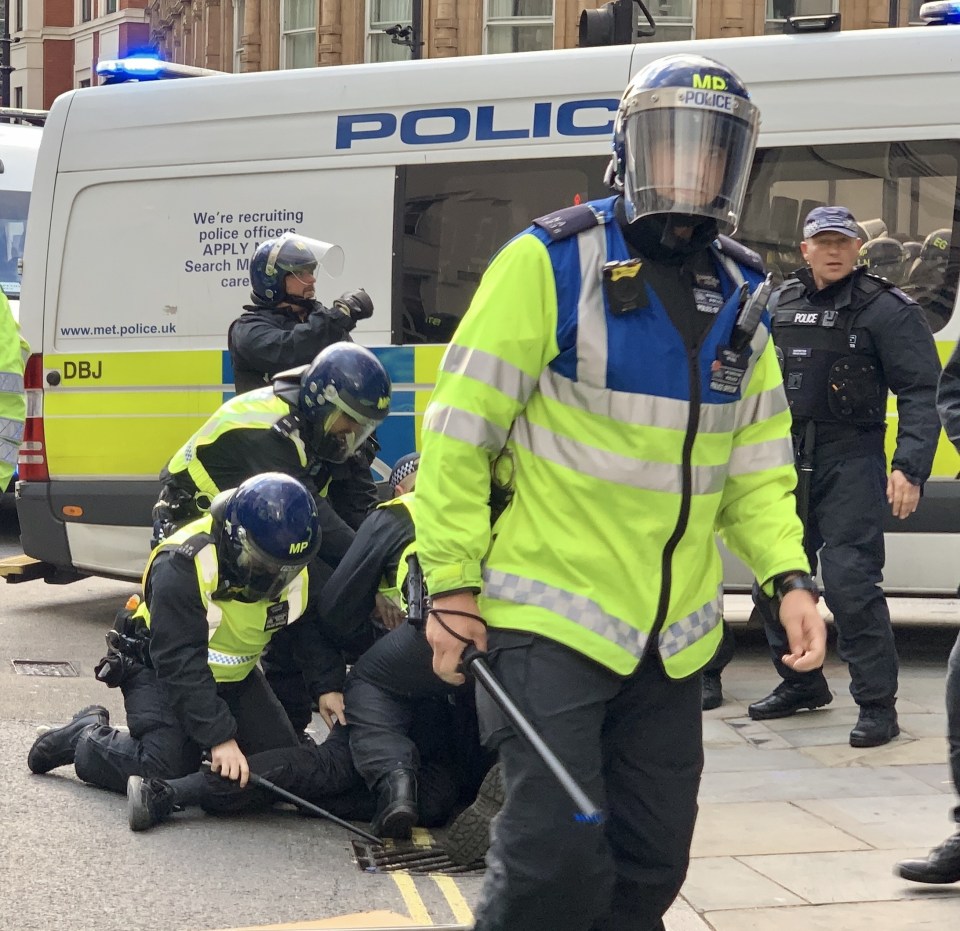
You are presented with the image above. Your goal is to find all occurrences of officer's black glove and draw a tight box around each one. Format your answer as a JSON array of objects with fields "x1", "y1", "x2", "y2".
[{"x1": 332, "y1": 289, "x2": 374, "y2": 322}]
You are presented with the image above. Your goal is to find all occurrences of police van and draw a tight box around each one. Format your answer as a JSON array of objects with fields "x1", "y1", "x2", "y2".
[
  {"x1": 0, "y1": 115, "x2": 44, "y2": 322},
  {"x1": 11, "y1": 20, "x2": 960, "y2": 591}
]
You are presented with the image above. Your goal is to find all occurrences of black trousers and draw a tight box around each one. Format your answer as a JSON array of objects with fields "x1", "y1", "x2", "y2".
[
  {"x1": 343, "y1": 621, "x2": 489, "y2": 804},
  {"x1": 74, "y1": 665, "x2": 299, "y2": 794},
  {"x1": 754, "y1": 453, "x2": 899, "y2": 706},
  {"x1": 472, "y1": 631, "x2": 703, "y2": 931}
]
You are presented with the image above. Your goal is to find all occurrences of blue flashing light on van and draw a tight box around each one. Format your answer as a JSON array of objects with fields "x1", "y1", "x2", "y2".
[{"x1": 95, "y1": 57, "x2": 225, "y2": 84}]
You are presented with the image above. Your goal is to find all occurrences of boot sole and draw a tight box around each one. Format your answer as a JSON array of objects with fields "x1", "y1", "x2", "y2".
[
  {"x1": 445, "y1": 765, "x2": 506, "y2": 865},
  {"x1": 127, "y1": 776, "x2": 155, "y2": 832},
  {"x1": 748, "y1": 693, "x2": 833, "y2": 721}
]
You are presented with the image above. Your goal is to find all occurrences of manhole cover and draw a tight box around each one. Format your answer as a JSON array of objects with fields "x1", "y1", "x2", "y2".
[
  {"x1": 12, "y1": 660, "x2": 79, "y2": 677},
  {"x1": 352, "y1": 839, "x2": 485, "y2": 875}
]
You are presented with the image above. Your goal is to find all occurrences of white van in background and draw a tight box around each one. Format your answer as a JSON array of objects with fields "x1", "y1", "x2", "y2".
[
  {"x1": 9, "y1": 23, "x2": 960, "y2": 590},
  {"x1": 0, "y1": 114, "x2": 44, "y2": 322}
]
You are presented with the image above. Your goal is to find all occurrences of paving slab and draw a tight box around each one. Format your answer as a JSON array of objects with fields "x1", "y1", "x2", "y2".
[
  {"x1": 681, "y1": 857, "x2": 805, "y2": 911},
  {"x1": 691, "y1": 802, "x2": 868, "y2": 858},
  {"x1": 738, "y1": 848, "x2": 947, "y2": 904}
]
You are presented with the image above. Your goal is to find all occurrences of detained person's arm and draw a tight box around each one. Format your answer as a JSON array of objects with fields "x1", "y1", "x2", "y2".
[
  {"x1": 714, "y1": 333, "x2": 825, "y2": 671},
  {"x1": 416, "y1": 232, "x2": 559, "y2": 684}
]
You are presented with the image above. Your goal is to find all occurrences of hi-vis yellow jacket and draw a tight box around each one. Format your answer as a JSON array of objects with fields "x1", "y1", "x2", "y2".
[
  {"x1": 416, "y1": 198, "x2": 809, "y2": 679},
  {"x1": 0, "y1": 291, "x2": 28, "y2": 490},
  {"x1": 134, "y1": 514, "x2": 309, "y2": 682}
]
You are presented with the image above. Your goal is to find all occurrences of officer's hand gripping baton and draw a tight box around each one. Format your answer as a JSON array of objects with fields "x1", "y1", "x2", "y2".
[
  {"x1": 200, "y1": 760, "x2": 383, "y2": 845},
  {"x1": 459, "y1": 643, "x2": 604, "y2": 825}
]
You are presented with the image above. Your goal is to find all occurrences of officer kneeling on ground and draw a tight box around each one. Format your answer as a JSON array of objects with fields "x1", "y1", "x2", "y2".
[
  {"x1": 748, "y1": 205, "x2": 942, "y2": 748},
  {"x1": 154, "y1": 343, "x2": 392, "y2": 737},
  {"x1": 228, "y1": 233, "x2": 374, "y2": 395},
  {"x1": 27, "y1": 473, "x2": 326, "y2": 793}
]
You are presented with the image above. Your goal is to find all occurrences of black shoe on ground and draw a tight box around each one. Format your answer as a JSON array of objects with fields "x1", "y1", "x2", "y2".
[
  {"x1": 849, "y1": 704, "x2": 899, "y2": 748},
  {"x1": 895, "y1": 832, "x2": 960, "y2": 884},
  {"x1": 702, "y1": 672, "x2": 723, "y2": 711},
  {"x1": 445, "y1": 762, "x2": 506, "y2": 866},
  {"x1": 127, "y1": 775, "x2": 179, "y2": 832},
  {"x1": 371, "y1": 768, "x2": 418, "y2": 840},
  {"x1": 748, "y1": 680, "x2": 832, "y2": 721},
  {"x1": 27, "y1": 705, "x2": 110, "y2": 774}
]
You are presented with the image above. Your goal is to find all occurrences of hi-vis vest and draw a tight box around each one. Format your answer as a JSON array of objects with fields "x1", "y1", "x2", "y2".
[
  {"x1": 377, "y1": 491, "x2": 417, "y2": 608},
  {"x1": 134, "y1": 515, "x2": 309, "y2": 682},
  {"x1": 416, "y1": 196, "x2": 808, "y2": 679},
  {"x1": 165, "y1": 388, "x2": 308, "y2": 499},
  {"x1": 0, "y1": 292, "x2": 28, "y2": 490}
]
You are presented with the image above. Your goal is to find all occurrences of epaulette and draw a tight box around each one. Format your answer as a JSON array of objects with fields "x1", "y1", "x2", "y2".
[
  {"x1": 859, "y1": 271, "x2": 916, "y2": 305},
  {"x1": 714, "y1": 235, "x2": 765, "y2": 274},
  {"x1": 532, "y1": 204, "x2": 602, "y2": 242},
  {"x1": 272, "y1": 412, "x2": 301, "y2": 438},
  {"x1": 176, "y1": 532, "x2": 215, "y2": 560},
  {"x1": 773, "y1": 277, "x2": 805, "y2": 303}
]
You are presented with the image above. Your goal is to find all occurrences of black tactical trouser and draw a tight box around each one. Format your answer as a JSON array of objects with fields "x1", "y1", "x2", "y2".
[
  {"x1": 343, "y1": 621, "x2": 489, "y2": 806},
  {"x1": 754, "y1": 453, "x2": 899, "y2": 706},
  {"x1": 472, "y1": 631, "x2": 703, "y2": 931},
  {"x1": 948, "y1": 630, "x2": 960, "y2": 823},
  {"x1": 74, "y1": 665, "x2": 299, "y2": 794},
  {"x1": 703, "y1": 620, "x2": 736, "y2": 676}
]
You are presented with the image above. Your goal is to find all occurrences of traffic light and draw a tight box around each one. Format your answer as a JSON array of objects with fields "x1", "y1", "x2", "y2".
[{"x1": 579, "y1": 0, "x2": 636, "y2": 47}]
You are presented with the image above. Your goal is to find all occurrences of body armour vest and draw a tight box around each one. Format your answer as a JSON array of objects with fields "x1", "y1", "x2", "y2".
[{"x1": 772, "y1": 275, "x2": 888, "y2": 424}]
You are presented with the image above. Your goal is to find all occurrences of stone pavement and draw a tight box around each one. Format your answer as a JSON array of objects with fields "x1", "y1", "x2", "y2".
[{"x1": 667, "y1": 619, "x2": 960, "y2": 931}]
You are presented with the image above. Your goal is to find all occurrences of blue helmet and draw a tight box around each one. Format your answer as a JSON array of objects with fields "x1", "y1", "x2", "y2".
[
  {"x1": 249, "y1": 234, "x2": 344, "y2": 306},
  {"x1": 609, "y1": 54, "x2": 760, "y2": 233},
  {"x1": 298, "y1": 344, "x2": 392, "y2": 463},
  {"x1": 218, "y1": 472, "x2": 320, "y2": 601}
]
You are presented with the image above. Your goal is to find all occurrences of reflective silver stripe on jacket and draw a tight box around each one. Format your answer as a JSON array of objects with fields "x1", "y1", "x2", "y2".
[
  {"x1": 0, "y1": 371, "x2": 24, "y2": 392},
  {"x1": 511, "y1": 415, "x2": 729, "y2": 496},
  {"x1": 483, "y1": 567, "x2": 650, "y2": 656},
  {"x1": 422, "y1": 404, "x2": 508, "y2": 454},
  {"x1": 658, "y1": 587, "x2": 723, "y2": 658},
  {"x1": 196, "y1": 544, "x2": 225, "y2": 633},
  {"x1": 735, "y1": 383, "x2": 789, "y2": 432},
  {"x1": 728, "y1": 435, "x2": 794, "y2": 477},
  {"x1": 575, "y1": 224, "x2": 611, "y2": 387},
  {"x1": 441, "y1": 344, "x2": 537, "y2": 406}
]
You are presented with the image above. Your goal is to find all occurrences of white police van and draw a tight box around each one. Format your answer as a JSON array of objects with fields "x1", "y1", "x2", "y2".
[{"x1": 10, "y1": 18, "x2": 960, "y2": 592}]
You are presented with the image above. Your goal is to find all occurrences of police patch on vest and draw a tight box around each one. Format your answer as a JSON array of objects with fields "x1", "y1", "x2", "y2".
[
  {"x1": 694, "y1": 287, "x2": 724, "y2": 315},
  {"x1": 264, "y1": 601, "x2": 290, "y2": 631},
  {"x1": 710, "y1": 347, "x2": 749, "y2": 395},
  {"x1": 792, "y1": 312, "x2": 819, "y2": 325}
]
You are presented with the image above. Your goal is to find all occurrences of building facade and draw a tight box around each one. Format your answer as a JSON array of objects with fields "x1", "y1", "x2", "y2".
[
  {"x1": 147, "y1": 0, "x2": 932, "y2": 74},
  {"x1": 4, "y1": 0, "x2": 933, "y2": 109},
  {"x1": 10, "y1": 0, "x2": 152, "y2": 108}
]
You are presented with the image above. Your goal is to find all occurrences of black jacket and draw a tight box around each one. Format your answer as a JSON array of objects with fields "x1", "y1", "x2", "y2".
[
  {"x1": 776, "y1": 266, "x2": 942, "y2": 484},
  {"x1": 227, "y1": 302, "x2": 354, "y2": 395}
]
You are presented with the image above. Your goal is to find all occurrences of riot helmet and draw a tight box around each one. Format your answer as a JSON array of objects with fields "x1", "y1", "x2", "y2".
[
  {"x1": 249, "y1": 234, "x2": 345, "y2": 307},
  {"x1": 298, "y1": 344, "x2": 392, "y2": 463},
  {"x1": 216, "y1": 472, "x2": 320, "y2": 602},
  {"x1": 858, "y1": 237, "x2": 908, "y2": 285},
  {"x1": 608, "y1": 54, "x2": 760, "y2": 233}
]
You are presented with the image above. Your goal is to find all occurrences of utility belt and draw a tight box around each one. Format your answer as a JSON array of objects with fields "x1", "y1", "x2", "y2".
[{"x1": 93, "y1": 599, "x2": 153, "y2": 688}]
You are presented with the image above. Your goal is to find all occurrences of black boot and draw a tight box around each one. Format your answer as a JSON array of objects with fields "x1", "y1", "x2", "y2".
[
  {"x1": 127, "y1": 775, "x2": 179, "y2": 831},
  {"x1": 849, "y1": 704, "x2": 899, "y2": 748},
  {"x1": 896, "y1": 832, "x2": 960, "y2": 884},
  {"x1": 371, "y1": 768, "x2": 418, "y2": 840},
  {"x1": 445, "y1": 762, "x2": 505, "y2": 866},
  {"x1": 27, "y1": 705, "x2": 110, "y2": 774},
  {"x1": 748, "y1": 679, "x2": 832, "y2": 721},
  {"x1": 702, "y1": 671, "x2": 723, "y2": 711}
]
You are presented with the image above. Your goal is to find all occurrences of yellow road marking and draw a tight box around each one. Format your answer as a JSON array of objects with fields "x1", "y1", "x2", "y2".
[
  {"x1": 430, "y1": 875, "x2": 474, "y2": 925},
  {"x1": 390, "y1": 873, "x2": 433, "y2": 925}
]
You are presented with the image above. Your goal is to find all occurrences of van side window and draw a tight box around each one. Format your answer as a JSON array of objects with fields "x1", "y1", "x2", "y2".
[
  {"x1": 740, "y1": 141, "x2": 960, "y2": 333},
  {"x1": 395, "y1": 156, "x2": 608, "y2": 344}
]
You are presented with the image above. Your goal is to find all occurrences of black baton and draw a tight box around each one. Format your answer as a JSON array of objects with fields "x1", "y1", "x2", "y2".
[
  {"x1": 460, "y1": 643, "x2": 604, "y2": 825},
  {"x1": 200, "y1": 760, "x2": 383, "y2": 845}
]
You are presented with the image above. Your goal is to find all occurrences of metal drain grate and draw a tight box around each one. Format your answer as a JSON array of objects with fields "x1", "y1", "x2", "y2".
[
  {"x1": 352, "y1": 839, "x2": 485, "y2": 874},
  {"x1": 12, "y1": 660, "x2": 79, "y2": 677}
]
